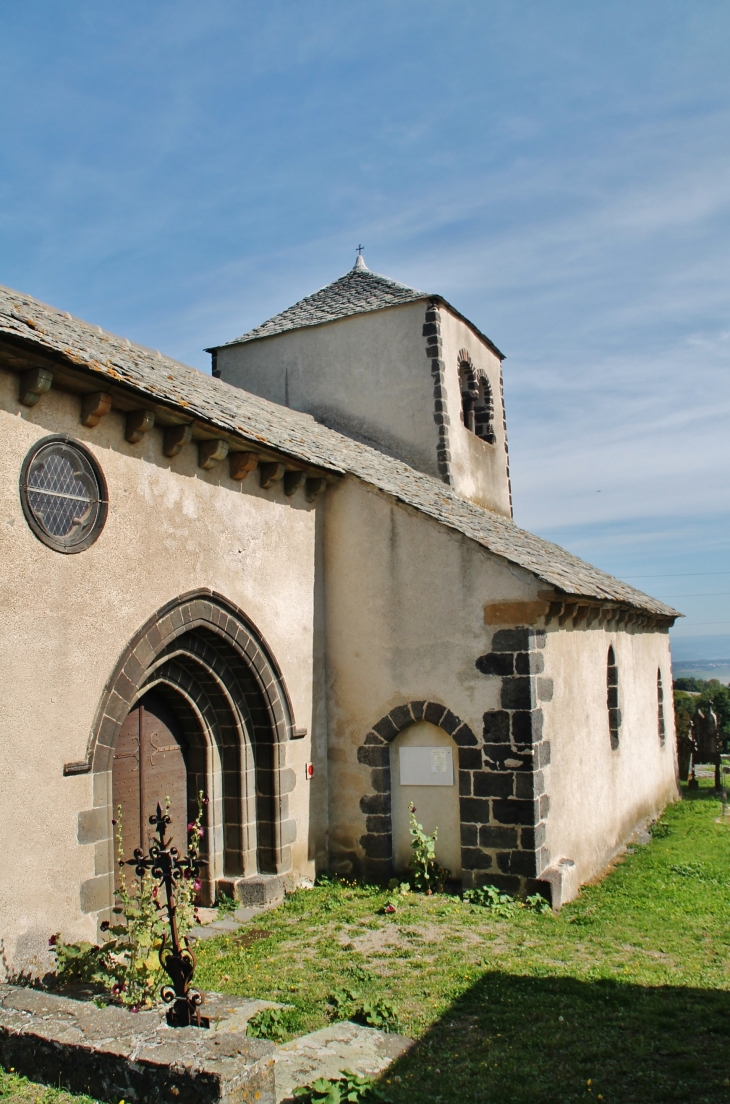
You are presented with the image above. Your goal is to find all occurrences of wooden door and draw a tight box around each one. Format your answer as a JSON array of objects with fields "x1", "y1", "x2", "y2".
[{"x1": 112, "y1": 690, "x2": 189, "y2": 879}]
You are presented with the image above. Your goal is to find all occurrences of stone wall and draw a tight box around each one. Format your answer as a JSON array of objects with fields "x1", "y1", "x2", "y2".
[
  {"x1": 355, "y1": 629, "x2": 552, "y2": 895},
  {"x1": 0, "y1": 369, "x2": 322, "y2": 972},
  {"x1": 322, "y1": 476, "x2": 556, "y2": 886},
  {"x1": 323, "y1": 475, "x2": 678, "y2": 902},
  {"x1": 540, "y1": 623, "x2": 677, "y2": 887},
  {"x1": 471, "y1": 627, "x2": 551, "y2": 892},
  {"x1": 357, "y1": 701, "x2": 476, "y2": 883}
]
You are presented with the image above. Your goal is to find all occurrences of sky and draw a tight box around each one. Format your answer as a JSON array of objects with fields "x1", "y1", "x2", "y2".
[{"x1": 2, "y1": 2, "x2": 729, "y2": 653}]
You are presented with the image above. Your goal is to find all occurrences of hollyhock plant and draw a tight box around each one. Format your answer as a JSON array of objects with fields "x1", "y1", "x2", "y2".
[{"x1": 49, "y1": 791, "x2": 208, "y2": 1008}]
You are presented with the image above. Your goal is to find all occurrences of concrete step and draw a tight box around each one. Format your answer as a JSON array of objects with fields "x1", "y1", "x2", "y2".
[
  {"x1": 190, "y1": 896, "x2": 283, "y2": 941},
  {"x1": 218, "y1": 874, "x2": 289, "y2": 908},
  {"x1": 274, "y1": 1022, "x2": 414, "y2": 1103}
]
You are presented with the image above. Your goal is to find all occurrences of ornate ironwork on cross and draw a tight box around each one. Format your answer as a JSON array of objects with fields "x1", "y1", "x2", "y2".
[{"x1": 124, "y1": 803, "x2": 209, "y2": 1027}]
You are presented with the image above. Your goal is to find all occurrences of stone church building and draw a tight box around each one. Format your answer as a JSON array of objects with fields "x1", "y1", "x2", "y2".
[{"x1": 0, "y1": 257, "x2": 678, "y2": 974}]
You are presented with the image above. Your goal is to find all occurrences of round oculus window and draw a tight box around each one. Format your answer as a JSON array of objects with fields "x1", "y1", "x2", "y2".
[{"x1": 20, "y1": 435, "x2": 108, "y2": 553}]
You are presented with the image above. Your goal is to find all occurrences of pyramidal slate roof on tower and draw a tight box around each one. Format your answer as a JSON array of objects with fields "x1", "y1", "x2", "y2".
[
  {"x1": 220, "y1": 256, "x2": 426, "y2": 345},
  {"x1": 213, "y1": 256, "x2": 504, "y2": 357}
]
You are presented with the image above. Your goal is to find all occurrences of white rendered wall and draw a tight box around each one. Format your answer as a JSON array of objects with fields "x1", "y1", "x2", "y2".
[
  {"x1": 216, "y1": 302, "x2": 440, "y2": 475},
  {"x1": 437, "y1": 309, "x2": 512, "y2": 517},
  {"x1": 322, "y1": 476, "x2": 543, "y2": 874},
  {"x1": 323, "y1": 476, "x2": 677, "y2": 894},
  {"x1": 216, "y1": 301, "x2": 513, "y2": 516},
  {"x1": 541, "y1": 625, "x2": 678, "y2": 885},
  {"x1": 0, "y1": 370, "x2": 323, "y2": 974},
  {"x1": 0, "y1": 362, "x2": 680, "y2": 976}
]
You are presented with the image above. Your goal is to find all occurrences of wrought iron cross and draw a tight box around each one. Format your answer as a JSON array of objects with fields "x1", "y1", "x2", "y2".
[
  {"x1": 356, "y1": 244, "x2": 364, "y2": 256},
  {"x1": 125, "y1": 804, "x2": 209, "y2": 1027}
]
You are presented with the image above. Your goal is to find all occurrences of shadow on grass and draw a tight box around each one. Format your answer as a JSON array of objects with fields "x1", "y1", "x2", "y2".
[
  {"x1": 682, "y1": 784, "x2": 723, "y2": 802},
  {"x1": 379, "y1": 971, "x2": 730, "y2": 1104}
]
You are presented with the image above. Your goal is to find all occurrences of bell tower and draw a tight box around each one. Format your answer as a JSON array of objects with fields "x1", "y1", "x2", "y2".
[{"x1": 208, "y1": 256, "x2": 512, "y2": 518}]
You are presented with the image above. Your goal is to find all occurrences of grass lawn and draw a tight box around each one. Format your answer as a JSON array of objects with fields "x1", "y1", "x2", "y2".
[
  {"x1": 3, "y1": 781, "x2": 730, "y2": 1102},
  {"x1": 0, "y1": 1076, "x2": 96, "y2": 1104}
]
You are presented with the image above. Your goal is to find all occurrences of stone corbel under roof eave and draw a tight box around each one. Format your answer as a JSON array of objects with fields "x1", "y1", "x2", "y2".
[
  {"x1": 479, "y1": 569, "x2": 675, "y2": 631},
  {"x1": 0, "y1": 332, "x2": 339, "y2": 491},
  {"x1": 545, "y1": 596, "x2": 678, "y2": 632},
  {"x1": 480, "y1": 591, "x2": 679, "y2": 633},
  {"x1": 483, "y1": 591, "x2": 675, "y2": 635}
]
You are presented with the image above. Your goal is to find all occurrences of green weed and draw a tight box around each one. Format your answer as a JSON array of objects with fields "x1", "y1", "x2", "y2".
[
  {"x1": 292, "y1": 1070, "x2": 394, "y2": 1103},
  {"x1": 246, "y1": 1006, "x2": 295, "y2": 1041},
  {"x1": 9, "y1": 784, "x2": 730, "y2": 1103}
]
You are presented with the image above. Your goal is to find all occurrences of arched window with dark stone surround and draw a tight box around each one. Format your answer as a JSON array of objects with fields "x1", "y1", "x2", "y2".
[
  {"x1": 458, "y1": 350, "x2": 495, "y2": 444},
  {"x1": 657, "y1": 669, "x2": 666, "y2": 746},
  {"x1": 607, "y1": 645, "x2": 621, "y2": 750},
  {"x1": 459, "y1": 358, "x2": 476, "y2": 432}
]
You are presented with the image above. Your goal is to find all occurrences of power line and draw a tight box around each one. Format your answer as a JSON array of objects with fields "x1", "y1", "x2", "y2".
[
  {"x1": 672, "y1": 621, "x2": 730, "y2": 628},
  {"x1": 626, "y1": 571, "x2": 730, "y2": 579},
  {"x1": 656, "y1": 592, "x2": 730, "y2": 599}
]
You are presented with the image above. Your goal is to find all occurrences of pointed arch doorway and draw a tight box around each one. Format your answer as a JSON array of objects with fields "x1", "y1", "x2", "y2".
[{"x1": 85, "y1": 591, "x2": 299, "y2": 916}]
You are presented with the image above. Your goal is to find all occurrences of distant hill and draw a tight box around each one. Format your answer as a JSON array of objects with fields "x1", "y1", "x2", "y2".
[
  {"x1": 670, "y1": 635, "x2": 730, "y2": 663},
  {"x1": 673, "y1": 660, "x2": 730, "y2": 681}
]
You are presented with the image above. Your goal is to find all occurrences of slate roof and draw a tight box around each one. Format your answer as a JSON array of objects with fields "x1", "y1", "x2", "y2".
[
  {"x1": 210, "y1": 258, "x2": 505, "y2": 359},
  {"x1": 0, "y1": 284, "x2": 677, "y2": 619}
]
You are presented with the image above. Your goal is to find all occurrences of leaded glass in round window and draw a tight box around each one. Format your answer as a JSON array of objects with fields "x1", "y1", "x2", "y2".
[{"x1": 20, "y1": 436, "x2": 108, "y2": 553}]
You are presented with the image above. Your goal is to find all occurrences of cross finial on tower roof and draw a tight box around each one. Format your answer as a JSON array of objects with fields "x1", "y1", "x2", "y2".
[{"x1": 353, "y1": 245, "x2": 368, "y2": 270}]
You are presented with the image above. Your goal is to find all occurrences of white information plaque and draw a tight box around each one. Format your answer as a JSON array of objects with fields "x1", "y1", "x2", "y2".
[{"x1": 399, "y1": 746, "x2": 454, "y2": 786}]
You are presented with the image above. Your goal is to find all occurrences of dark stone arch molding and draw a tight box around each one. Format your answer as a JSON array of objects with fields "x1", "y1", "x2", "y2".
[
  {"x1": 65, "y1": 588, "x2": 300, "y2": 778},
  {"x1": 457, "y1": 348, "x2": 496, "y2": 444},
  {"x1": 143, "y1": 653, "x2": 254, "y2": 883},
  {"x1": 72, "y1": 590, "x2": 300, "y2": 917},
  {"x1": 357, "y1": 700, "x2": 477, "y2": 883}
]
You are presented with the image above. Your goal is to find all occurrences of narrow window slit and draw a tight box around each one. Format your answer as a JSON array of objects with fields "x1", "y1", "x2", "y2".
[
  {"x1": 657, "y1": 669, "x2": 666, "y2": 746},
  {"x1": 607, "y1": 645, "x2": 620, "y2": 750}
]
